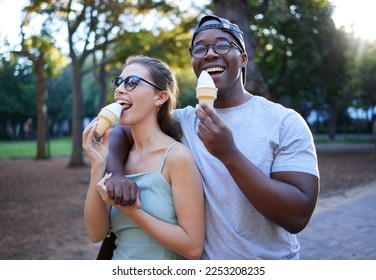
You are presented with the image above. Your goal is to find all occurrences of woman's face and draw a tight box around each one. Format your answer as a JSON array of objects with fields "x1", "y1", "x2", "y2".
[{"x1": 114, "y1": 63, "x2": 158, "y2": 126}]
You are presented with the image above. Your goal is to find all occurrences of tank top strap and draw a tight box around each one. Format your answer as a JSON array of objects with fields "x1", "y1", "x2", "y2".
[{"x1": 158, "y1": 142, "x2": 178, "y2": 172}]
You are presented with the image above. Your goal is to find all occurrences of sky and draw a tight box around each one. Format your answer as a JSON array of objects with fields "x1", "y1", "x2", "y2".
[
  {"x1": 0, "y1": 0, "x2": 29, "y2": 51},
  {"x1": 1, "y1": 0, "x2": 376, "y2": 51},
  {"x1": 330, "y1": 0, "x2": 376, "y2": 40}
]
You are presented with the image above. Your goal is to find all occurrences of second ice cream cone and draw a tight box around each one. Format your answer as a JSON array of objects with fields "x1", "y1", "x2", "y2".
[
  {"x1": 94, "y1": 103, "x2": 122, "y2": 137},
  {"x1": 94, "y1": 109, "x2": 116, "y2": 137}
]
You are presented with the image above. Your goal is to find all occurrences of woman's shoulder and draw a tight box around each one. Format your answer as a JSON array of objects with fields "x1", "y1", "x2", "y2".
[
  {"x1": 169, "y1": 142, "x2": 192, "y2": 157},
  {"x1": 164, "y1": 142, "x2": 200, "y2": 187},
  {"x1": 166, "y1": 142, "x2": 196, "y2": 166}
]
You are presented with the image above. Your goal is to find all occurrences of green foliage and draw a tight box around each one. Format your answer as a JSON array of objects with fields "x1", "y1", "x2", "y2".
[
  {"x1": 345, "y1": 40, "x2": 376, "y2": 124},
  {"x1": 47, "y1": 66, "x2": 72, "y2": 128},
  {"x1": 105, "y1": 10, "x2": 199, "y2": 108},
  {"x1": 0, "y1": 54, "x2": 36, "y2": 139},
  {"x1": 82, "y1": 69, "x2": 100, "y2": 118},
  {"x1": 2, "y1": 0, "x2": 375, "y2": 142},
  {"x1": 249, "y1": 0, "x2": 356, "y2": 136},
  {"x1": 254, "y1": 1, "x2": 344, "y2": 97}
]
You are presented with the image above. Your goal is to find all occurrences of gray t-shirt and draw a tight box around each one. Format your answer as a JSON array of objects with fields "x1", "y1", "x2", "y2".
[{"x1": 174, "y1": 96, "x2": 319, "y2": 259}]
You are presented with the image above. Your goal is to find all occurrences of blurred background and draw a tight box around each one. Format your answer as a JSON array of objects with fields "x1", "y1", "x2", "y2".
[
  {"x1": 0, "y1": 0, "x2": 375, "y2": 164},
  {"x1": 1, "y1": 0, "x2": 375, "y2": 261}
]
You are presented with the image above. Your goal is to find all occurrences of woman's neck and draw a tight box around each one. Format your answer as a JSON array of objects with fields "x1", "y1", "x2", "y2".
[{"x1": 130, "y1": 119, "x2": 170, "y2": 151}]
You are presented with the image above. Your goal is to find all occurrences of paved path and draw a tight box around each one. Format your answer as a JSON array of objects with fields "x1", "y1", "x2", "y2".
[{"x1": 298, "y1": 181, "x2": 376, "y2": 259}]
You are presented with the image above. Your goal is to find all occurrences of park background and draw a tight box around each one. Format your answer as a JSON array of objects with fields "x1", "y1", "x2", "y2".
[{"x1": 0, "y1": 0, "x2": 375, "y2": 260}]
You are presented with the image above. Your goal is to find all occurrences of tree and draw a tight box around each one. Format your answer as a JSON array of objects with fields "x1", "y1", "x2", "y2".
[
  {"x1": 20, "y1": 36, "x2": 49, "y2": 159},
  {"x1": 19, "y1": 0, "x2": 202, "y2": 166},
  {"x1": 17, "y1": 2, "x2": 67, "y2": 158},
  {"x1": 19, "y1": 33, "x2": 66, "y2": 158},
  {"x1": 213, "y1": 0, "x2": 350, "y2": 138},
  {"x1": 64, "y1": 0, "x2": 188, "y2": 167},
  {"x1": 59, "y1": 0, "x2": 133, "y2": 167},
  {"x1": 212, "y1": 0, "x2": 270, "y2": 96}
]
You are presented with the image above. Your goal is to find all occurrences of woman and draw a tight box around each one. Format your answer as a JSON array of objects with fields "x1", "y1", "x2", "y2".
[{"x1": 82, "y1": 55, "x2": 204, "y2": 260}]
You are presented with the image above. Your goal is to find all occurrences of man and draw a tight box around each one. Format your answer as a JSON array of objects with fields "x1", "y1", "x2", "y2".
[{"x1": 105, "y1": 15, "x2": 320, "y2": 259}]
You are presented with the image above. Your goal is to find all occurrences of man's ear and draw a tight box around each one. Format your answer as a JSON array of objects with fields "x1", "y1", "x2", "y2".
[
  {"x1": 241, "y1": 52, "x2": 248, "y2": 68},
  {"x1": 154, "y1": 90, "x2": 169, "y2": 106}
]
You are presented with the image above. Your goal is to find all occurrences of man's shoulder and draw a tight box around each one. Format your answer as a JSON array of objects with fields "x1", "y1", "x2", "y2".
[
  {"x1": 173, "y1": 106, "x2": 196, "y2": 119},
  {"x1": 251, "y1": 96, "x2": 298, "y2": 120}
]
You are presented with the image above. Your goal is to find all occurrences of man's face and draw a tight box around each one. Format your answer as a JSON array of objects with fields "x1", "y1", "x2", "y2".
[{"x1": 191, "y1": 22, "x2": 246, "y2": 95}]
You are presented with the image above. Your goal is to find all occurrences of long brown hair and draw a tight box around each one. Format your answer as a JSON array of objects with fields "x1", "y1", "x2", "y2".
[{"x1": 124, "y1": 55, "x2": 182, "y2": 141}]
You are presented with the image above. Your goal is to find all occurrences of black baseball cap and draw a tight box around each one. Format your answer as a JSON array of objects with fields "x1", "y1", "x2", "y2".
[{"x1": 191, "y1": 15, "x2": 247, "y2": 85}]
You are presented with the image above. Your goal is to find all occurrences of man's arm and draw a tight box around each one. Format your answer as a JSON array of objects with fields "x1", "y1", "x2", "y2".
[
  {"x1": 195, "y1": 104, "x2": 319, "y2": 234},
  {"x1": 106, "y1": 125, "x2": 140, "y2": 207}
]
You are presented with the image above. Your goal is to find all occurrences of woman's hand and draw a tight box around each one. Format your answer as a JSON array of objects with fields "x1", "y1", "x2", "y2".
[
  {"x1": 97, "y1": 173, "x2": 140, "y2": 212},
  {"x1": 82, "y1": 119, "x2": 112, "y2": 170},
  {"x1": 97, "y1": 169, "x2": 141, "y2": 208},
  {"x1": 96, "y1": 172, "x2": 115, "y2": 204}
]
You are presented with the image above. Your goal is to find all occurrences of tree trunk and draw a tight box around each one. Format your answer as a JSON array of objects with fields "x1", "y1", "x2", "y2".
[
  {"x1": 68, "y1": 57, "x2": 85, "y2": 167},
  {"x1": 35, "y1": 55, "x2": 49, "y2": 160},
  {"x1": 213, "y1": 0, "x2": 269, "y2": 97}
]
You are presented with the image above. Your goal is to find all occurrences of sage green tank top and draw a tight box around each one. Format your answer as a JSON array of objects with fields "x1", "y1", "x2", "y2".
[{"x1": 110, "y1": 142, "x2": 184, "y2": 260}]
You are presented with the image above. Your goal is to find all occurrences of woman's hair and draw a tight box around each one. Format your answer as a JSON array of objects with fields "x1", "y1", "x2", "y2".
[{"x1": 124, "y1": 55, "x2": 182, "y2": 141}]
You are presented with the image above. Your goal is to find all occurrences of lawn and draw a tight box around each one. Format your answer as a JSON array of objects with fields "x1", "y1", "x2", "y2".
[
  {"x1": 0, "y1": 134, "x2": 374, "y2": 158},
  {"x1": 314, "y1": 133, "x2": 375, "y2": 143},
  {"x1": 0, "y1": 137, "x2": 72, "y2": 158}
]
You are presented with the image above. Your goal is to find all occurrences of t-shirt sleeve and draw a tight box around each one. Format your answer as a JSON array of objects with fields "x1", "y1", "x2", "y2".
[
  {"x1": 272, "y1": 112, "x2": 319, "y2": 177},
  {"x1": 173, "y1": 106, "x2": 194, "y2": 122}
]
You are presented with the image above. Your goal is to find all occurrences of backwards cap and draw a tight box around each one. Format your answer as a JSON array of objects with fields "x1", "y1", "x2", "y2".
[{"x1": 191, "y1": 15, "x2": 247, "y2": 85}]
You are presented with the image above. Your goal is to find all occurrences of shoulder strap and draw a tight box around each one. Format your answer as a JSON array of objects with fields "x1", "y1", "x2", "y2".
[{"x1": 159, "y1": 142, "x2": 178, "y2": 172}]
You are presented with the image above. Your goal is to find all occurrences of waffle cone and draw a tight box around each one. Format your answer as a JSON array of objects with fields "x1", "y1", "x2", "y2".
[
  {"x1": 94, "y1": 109, "x2": 118, "y2": 138},
  {"x1": 196, "y1": 86, "x2": 218, "y2": 108}
]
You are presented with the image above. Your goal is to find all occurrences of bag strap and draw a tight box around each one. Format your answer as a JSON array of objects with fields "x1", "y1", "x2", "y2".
[{"x1": 96, "y1": 205, "x2": 116, "y2": 260}]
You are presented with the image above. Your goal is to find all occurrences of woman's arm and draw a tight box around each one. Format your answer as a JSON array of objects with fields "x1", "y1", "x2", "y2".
[
  {"x1": 82, "y1": 121, "x2": 111, "y2": 242},
  {"x1": 84, "y1": 169, "x2": 111, "y2": 242}
]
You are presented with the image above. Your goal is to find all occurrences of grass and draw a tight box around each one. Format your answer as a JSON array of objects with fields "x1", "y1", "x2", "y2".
[
  {"x1": 314, "y1": 134, "x2": 375, "y2": 143},
  {"x1": 0, "y1": 134, "x2": 374, "y2": 158},
  {"x1": 0, "y1": 137, "x2": 72, "y2": 158}
]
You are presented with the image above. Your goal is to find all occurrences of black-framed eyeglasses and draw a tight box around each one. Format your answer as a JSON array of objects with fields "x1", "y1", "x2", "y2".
[
  {"x1": 111, "y1": 75, "x2": 163, "y2": 92},
  {"x1": 189, "y1": 40, "x2": 243, "y2": 59}
]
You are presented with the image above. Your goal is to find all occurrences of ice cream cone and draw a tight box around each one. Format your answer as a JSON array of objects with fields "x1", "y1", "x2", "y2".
[
  {"x1": 196, "y1": 71, "x2": 217, "y2": 108},
  {"x1": 94, "y1": 103, "x2": 122, "y2": 137},
  {"x1": 196, "y1": 87, "x2": 218, "y2": 108}
]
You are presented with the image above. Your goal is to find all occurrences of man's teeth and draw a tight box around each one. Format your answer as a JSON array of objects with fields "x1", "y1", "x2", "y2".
[{"x1": 206, "y1": 67, "x2": 224, "y2": 73}]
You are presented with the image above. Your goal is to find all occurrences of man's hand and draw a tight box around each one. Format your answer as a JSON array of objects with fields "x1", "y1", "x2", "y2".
[
  {"x1": 104, "y1": 174, "x2": 141, "y2": 208},
  {"x1": 195, "y1": 103, "x2": 237, "y2": 162}
]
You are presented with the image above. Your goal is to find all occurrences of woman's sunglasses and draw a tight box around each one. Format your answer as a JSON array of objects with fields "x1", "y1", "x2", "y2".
[{"x1": 111, "y1": 75, "x2": 162, "y2": 92}]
